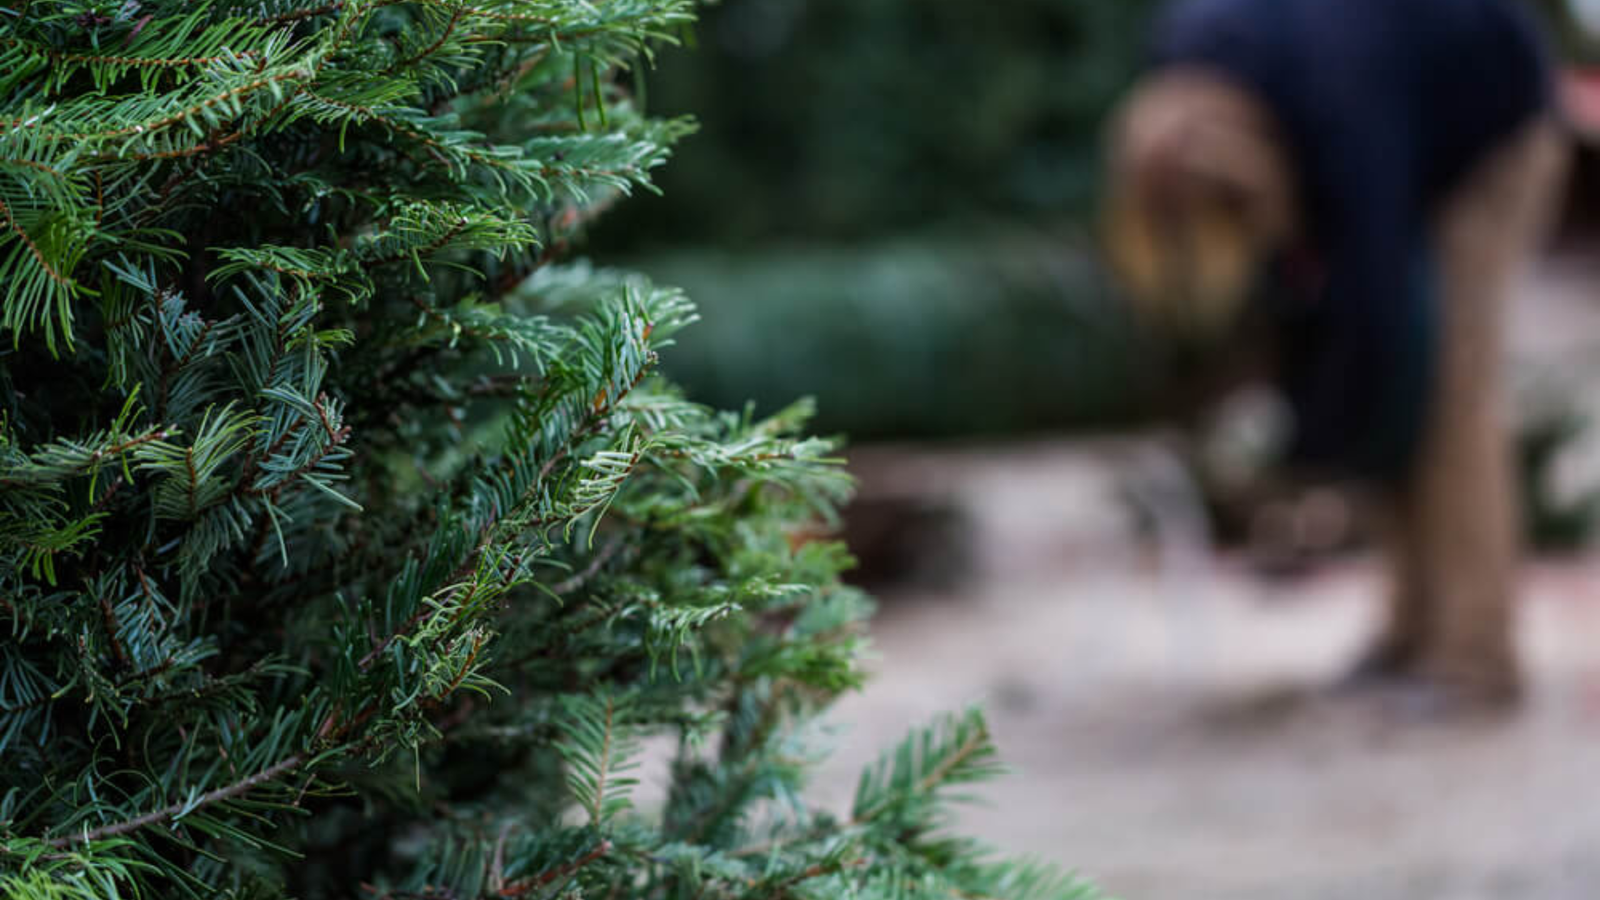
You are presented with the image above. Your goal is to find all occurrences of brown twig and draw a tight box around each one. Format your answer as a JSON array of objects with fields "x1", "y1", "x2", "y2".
[
  {"x1": 755, "y1": 858, "x2": 867, "y2": 899},
  {"x1": 44, "y1": 753, "x2": 305, "y2": 848},
  {"x1": 384, "y1": 7, "x2": 464, "y2": 74},
  {"x1": 496, "y1": 840, "x2": 612, "y2": 897},
  {"x1": 363, "y1": 217, "x2": 468, "y2": 269},
  {"x1": 0, "y1": 196, "x2": 72, "y2": 287},
  {"x1": 355, "y1": 539, "x2": 487, "y2": 671},
  {"x1": 97, "y1": 595, "x2": 129, "y2": 670}
]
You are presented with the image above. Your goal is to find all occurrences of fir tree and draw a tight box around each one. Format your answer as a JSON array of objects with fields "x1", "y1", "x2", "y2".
[{"x1": 0, "y1": 3, "x2": 1105, "y2": 898}]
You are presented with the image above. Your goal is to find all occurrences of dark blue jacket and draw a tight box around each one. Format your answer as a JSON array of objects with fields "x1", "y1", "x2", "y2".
[{"x1": 1151, "y1": 0, "x2": 1554, "y2": 480}]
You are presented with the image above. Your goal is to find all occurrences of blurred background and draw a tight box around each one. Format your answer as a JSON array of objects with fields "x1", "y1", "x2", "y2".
[{"x1": 597, "y1": 1, "x2": 1600, "y2": 897}]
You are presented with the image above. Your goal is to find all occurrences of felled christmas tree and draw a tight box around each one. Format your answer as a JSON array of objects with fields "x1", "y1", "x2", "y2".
[{"x1": 0, "y1": 3, "x2": 1102, "y2": 898}]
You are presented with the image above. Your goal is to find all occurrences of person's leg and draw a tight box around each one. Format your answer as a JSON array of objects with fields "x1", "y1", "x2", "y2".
[
  {"x1": 1346, "y1": 495, "x2": 1429, "y2": 682},
  {"x1": 1404, "y1": 118, "x2": 1569, "y2": 703}
]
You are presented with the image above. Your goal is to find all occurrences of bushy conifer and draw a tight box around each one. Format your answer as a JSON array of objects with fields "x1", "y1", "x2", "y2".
[{"x1": 0, "y1": 3, "x2": 1102, "y2": 898}]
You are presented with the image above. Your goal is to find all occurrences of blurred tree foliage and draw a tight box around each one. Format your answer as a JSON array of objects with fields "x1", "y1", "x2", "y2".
[
  {"x1": 599, "y1": 0, "x2": 1158, "y2": 250},
  {"x1": 585, "y1": 0, "x2": 1161, "y2": 439},
  {"x1": 644, "y1": 230, "x2": 1154, "y2": 440},
  {"x1": 1535, "y1": 0, "x2": 1600, "y2": 60}
]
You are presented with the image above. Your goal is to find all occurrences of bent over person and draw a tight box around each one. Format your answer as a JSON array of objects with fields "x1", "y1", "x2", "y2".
[{"x1": 1104, "y1": 0, "x2": 1569, "y2": 708}]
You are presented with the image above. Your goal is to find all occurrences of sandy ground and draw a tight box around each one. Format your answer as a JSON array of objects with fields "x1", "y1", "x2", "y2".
[
  {"x1": 808, "y1": 442, "x2": 1600, "y2": 900},
  {"x1": 799, "y1": 259, "x2": 1600, "y2": 900}
]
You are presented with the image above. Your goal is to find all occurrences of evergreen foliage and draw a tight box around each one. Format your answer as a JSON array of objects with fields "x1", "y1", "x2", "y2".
[
  {"x1": 0, "y1": 2, "x2": 1102, "y2": 898},
  {"x1": 642, "y1": 234, "x2": 1150, "y2": 441},
  {"x1": 596, "y1": 0, "x2": 1159, "y2": 249}
]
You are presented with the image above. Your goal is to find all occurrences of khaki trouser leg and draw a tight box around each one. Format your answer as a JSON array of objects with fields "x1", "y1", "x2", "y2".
[
  {"x1": 1361, "y1": 502, "x2": 1429, "y2": 674},
  {"x1": 1391, "y1": 118, "x2": 1568, "y2": 699}
]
